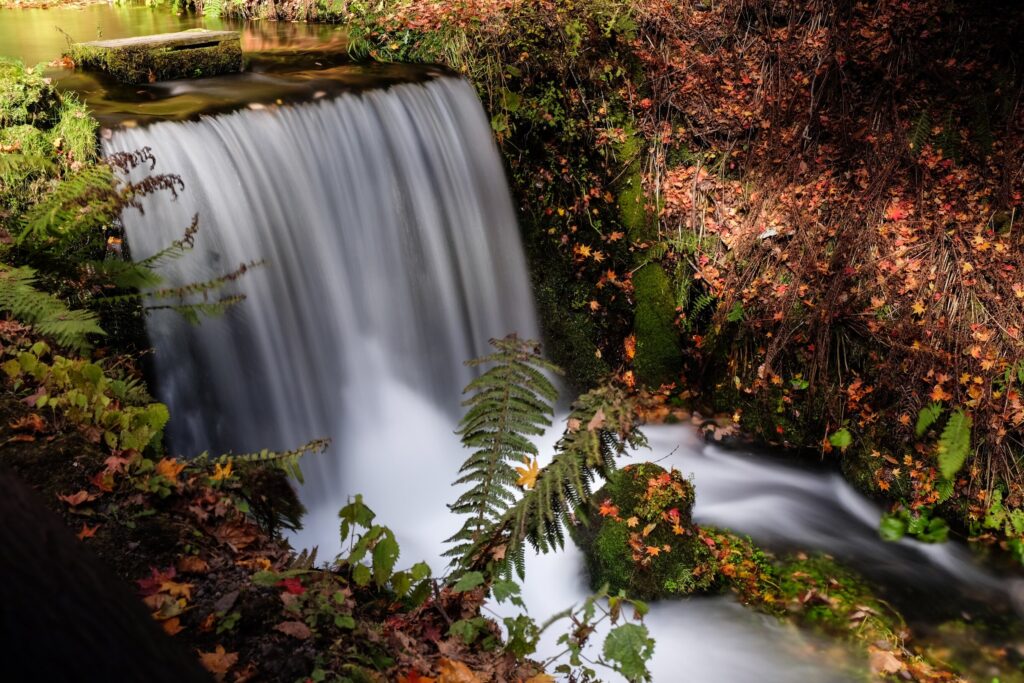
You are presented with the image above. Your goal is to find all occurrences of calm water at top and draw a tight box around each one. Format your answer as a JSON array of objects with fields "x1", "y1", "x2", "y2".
[
  {"x1": 0, "y1": 2, "x2": 434, "y2": 126},
  {"x1": 0, "y1": 2, "x2": 343, "y2": 66}
]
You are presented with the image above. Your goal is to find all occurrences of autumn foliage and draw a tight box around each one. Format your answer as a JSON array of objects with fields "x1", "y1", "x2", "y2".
[{"x1": 345, "y1": 0, "x2": 1024, "y2": 548}]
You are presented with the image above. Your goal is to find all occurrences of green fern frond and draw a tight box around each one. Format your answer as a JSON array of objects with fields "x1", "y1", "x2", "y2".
[
  {"x1": 466, "y1": 384, "x2": 645, "y2": 578},
  {"x1": 908, "y1": 110, "x2": 931, "y2": 155},
  {"x1": 444, "y1": 335, "x2": 562, "y2": 569},
  {"x1": 18, "y1": 163, "x2": 118, "y2": 245},
  {"x1": 195, "y1": 438, "x2": 331, "y2": 484},
  {"x1": 0, "y1": 265, "x2": 104, "y2": 353}
]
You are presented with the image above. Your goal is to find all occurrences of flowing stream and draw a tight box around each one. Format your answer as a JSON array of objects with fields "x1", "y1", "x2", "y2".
[{"x1": 104, "y1": 75, "x2": 1020, "y2": 681}]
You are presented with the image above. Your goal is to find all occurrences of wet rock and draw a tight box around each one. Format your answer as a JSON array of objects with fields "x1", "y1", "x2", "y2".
[{"x1": 69, "y1": 30, "x2": 243, "y2": 85}]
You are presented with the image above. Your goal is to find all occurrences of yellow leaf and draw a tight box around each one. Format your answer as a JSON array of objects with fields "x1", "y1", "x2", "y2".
[
  {"x1": 160, "y1": 580, "x2": 193, "y2": 601},
  {"x1": 525, "y1": 676, "x2": 556, "y2": 683},
  {"x1": 626, "y1": 516, "x2": 639, "y2": 528},
  {"x1": 211, "y1": 461, "x2": 233, "y2": 481},
  {"x1": 642, "y1": 523, "x2": 657, "y2": 537},
  {"x1": 437, "y1": 659, "x2": 482, "y2": 683},
  {"x1": 515, "y1": 457, "x2": 540, "y2": 489},
  {"x1": 911, "y1": 300, "x2": 926, "y2": 315}
]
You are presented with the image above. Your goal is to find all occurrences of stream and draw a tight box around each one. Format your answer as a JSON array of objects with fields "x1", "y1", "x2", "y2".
[{"x1": 3, "y1": 4, "x2": 1022, "y2": 681}]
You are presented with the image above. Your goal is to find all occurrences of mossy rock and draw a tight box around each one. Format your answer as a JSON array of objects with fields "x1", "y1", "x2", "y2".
[
  {"x1": 0, "y1": 60, "x2": 60, "y2": 128},
  {"x1": 573, "y1": 462, "x2": 717, "y2": 599},
  {"x1": 632, "y1": 263, "x2": 682, "y2": 387},
  {"x1": 69, "y1": 30, "x2": 243, "y2": 85}
]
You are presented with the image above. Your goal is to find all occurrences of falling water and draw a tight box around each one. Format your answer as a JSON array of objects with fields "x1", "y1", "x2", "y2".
[{"x1": 104, "y1": 76, "x2": 1017, "y2": 682}]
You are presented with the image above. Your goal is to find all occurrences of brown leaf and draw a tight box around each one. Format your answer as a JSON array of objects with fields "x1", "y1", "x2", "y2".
[
  {"x1": 868, "y1": 647, "x2": 903, "y2": 675},
  {"x1": 58, "y1": 490, "x2": 98, "y2": 506},
  {"x1": 212, "y1": 523, "x2": 257, "y2": 552},
  {"x1": 587, "y1": 407, "x2": 606, "y2": 432},
  {"x1": 199, "y1": 645, "x2": 239, "y2": 681},
  {"x1": 10, "y1": 413, "x2": 45, "y2": 433},
  {"x1": 274, "y1": 620, "x2": 312, "y2": 640},
  {"x1": 177, "y1": 555, "x2": 210, "y2": 575}
]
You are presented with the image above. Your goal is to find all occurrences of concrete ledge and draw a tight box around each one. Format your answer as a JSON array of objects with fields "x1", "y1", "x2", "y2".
[{"x1": 69, "y1": 30, "x2": 243, "y2": 85}]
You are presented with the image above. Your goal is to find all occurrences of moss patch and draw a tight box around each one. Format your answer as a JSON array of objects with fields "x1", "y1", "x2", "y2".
[
  {"x1": 632, "y1": 263, "x2": 682, "y2": 387},
  {"x1": 69, "y1": 31, "x2": 243, "y2": 85}
]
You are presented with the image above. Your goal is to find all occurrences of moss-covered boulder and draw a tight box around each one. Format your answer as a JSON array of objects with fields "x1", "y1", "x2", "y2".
[
  {"x1": 632, "y1": 263, "x2": 682, "y2": 387},
  {"x1": 69, "y1": 30, "x2": 243, "y2": 85},
  {"x1": 573, "y1": 462, "x2": 718, "y2": 599}
]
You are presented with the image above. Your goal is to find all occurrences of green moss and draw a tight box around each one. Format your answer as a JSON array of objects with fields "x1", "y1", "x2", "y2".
[
  {"x1": 0, "y1": 59, "x2": 60, "y2": 128},
  {"x1": 529, "y1": 234, "x2": 609, "y2": 391},
  {"x1": 574, "y1": 463, "x2": 714, "y2": 599},
  {"x1": 615, "y1": 126, "x2": 655, "y2": 244},
  {"x1": 632, "y1": 263, "x2": 682, "y2": 387},
  {"x1": 69, "y1": 35, "x2": 243, "y2": 85}
]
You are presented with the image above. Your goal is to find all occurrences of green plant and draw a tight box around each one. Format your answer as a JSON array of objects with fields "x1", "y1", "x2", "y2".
[
  {"x1": 879, "y1": 505, "x2": 950, "y2": 544},
  {"x1": 445, "y1": 335, "x2": 561, "y2": 570},
  {"x1": 0, "y1": 265, "x2": 104, "y2": 353},
  {"x1": 446, "y1": 335, "x2": 646, "y2": 578}
]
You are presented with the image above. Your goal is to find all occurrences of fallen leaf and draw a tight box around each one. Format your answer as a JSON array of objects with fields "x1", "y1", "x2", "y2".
[
  {"x1": 10, "y1": 413, "x2": 45, "y2": 433},
  {"x1": 77, "y1": 523, "x2": 99, "y2": 540},
  {"x1": 515, "y1": 457, "x2": 540, "y2": 489},
  {"x1": 199, "y1": 645, "x2": 239, "y2": 681},
  {"x1": 587, "y1": 407, "x2": 606, "y2": 431},
  {"x1": 436, "y1": 659, "x2": 482, "y2": 683},
  {"x1": 160, "y1": 580, "x2": 193, "y2": 600},
  {"x1": 868, "y1": 647, "x2": 903, "y2": 674},
  {"x1": 177, "y1": 555, "x2": 210, "y2": 574},
  {"x1": 274, "y1": 620, "x2": 312, "y2": 640},
  {"x1": 155, "y1": 458, "x2": 186, "y2": 481},
  {"x1": 58, "y1": 490, "x2": 98, "y2": 506},
  {"x1": 396, "y1": 671, "x2": 436, "y2": 683},
  {"x1": 525, "y1": 676, "x2": 556, "y2": 683},
  {"x1": 162, "y1": 617, "x2": 184, "y2": 636}
]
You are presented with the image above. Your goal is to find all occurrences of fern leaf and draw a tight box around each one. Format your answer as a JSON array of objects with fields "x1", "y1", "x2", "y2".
[
  {"x1": 196, "y1": 438, "x2": 331, "y2": 484},
  {"x1": 937, "y1": 409, "x2": 972, "y2": 479},
  {"x1": 0, "y1": 265, "x2": 104, "y2": 353},
  {"x1": 445, "y1": 335, "x2": 561, "y2": 570}
]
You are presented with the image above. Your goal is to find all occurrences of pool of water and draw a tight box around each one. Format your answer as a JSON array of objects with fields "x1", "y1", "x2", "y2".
[{"x1": 0, "y1": 1, "x2": 436, "y2": 126}]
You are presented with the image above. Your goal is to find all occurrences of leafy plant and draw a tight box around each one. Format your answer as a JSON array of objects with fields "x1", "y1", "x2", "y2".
[
  {"x1": 879, "y1": 505, "x2": 950, "y2": 544},
  {"x1": 0, "y1": 265, "x2": 104, "y2": 353},
  {"x1": 445, "y1": 335, "x2": 561, "y2": 570},
  {"x1": 937, "y1": 409, "x2": 972, "y2": 479}
]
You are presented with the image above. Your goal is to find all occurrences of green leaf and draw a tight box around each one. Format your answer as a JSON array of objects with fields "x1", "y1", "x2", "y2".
[
  {"x1": 352, "y1": 563, "x2": 371, "y2": 588},
  {"x1": 502, "y1": 614, "x2": 539, "y2": 658},
  {"x1": 491, "y1": 579, "x2": 522, "y2": 605},
  {"x1": 372, "y1": 530, "x2": 400, "y2": 588},
  {"x1": 936, "y1": 478, "x2": 955, "y2": 504},
  {"x1": 449, "y1": 617, "x2": 486, "y2": 644},
  {"x1": 452, "y1": 571, "x2": 485, "y2": 593},
  {"x1": 603, "y1": 623, "x2": 654, "y2": 681},
  {"x1": 828, "y1": 428, "x2": 852, "y2": 450},
  {"x1": 879, "y1": 513, "x2": 907, "y2": 542},
  {"x1": 937, "y1": 409, "x2": 972, "y2": 479},
  {"x1": 916, "y1": 402, "x2": 944, "y2": 438}
]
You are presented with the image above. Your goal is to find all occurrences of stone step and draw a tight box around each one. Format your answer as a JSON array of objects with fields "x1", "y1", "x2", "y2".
[{"x1": 69, "y1": 29, "x2": 243, "y2": 85}]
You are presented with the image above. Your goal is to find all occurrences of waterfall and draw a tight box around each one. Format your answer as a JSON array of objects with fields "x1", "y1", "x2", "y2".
[{"x1": 104, "y1": 77, "x2": 538, "y2": 555}]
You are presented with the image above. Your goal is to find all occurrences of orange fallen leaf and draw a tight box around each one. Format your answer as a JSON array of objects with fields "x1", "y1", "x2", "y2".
[
  {"x1": 436, "y1": 659, "x2": 482, "y2": 683},
  {"x1": 396, "y1": 671, "x2": 435, "y2": 683},
  {"x1": 198, "y1": 645, "x2": 239, "y2": 681},
  {"x1": 162, "y1": 617, "x2": 184, "y2": 636},
  {"x1": 155, "y1": 457, "x2": 186, "y2": 481},
  {"x1": 77, "y1": 523, "x2": 99, "y2": 540},
  {"x1": 10, "y1": 413, "x2": 45, "y2": 433},
  {"x1": 525, "y1": 676, "x2": 555, "y2": 683},
  {"x1": 160, "y1": 580, "x2": 193, "y2": 601},
  {"x1": 177, "y1": 555, "x2": 210, "y2": 574}
]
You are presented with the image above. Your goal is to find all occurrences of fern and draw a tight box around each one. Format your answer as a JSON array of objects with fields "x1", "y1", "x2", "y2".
[
  {"x1": 488, "y1": 385, "x2": 646, "y2": 577},
  {"x1": 908, "y1": 110, "x2": 931, "y2": 154},
  {"x1": 17, "y1": 163, "x2": 119, "y2": 245},
  {"x1": 937, "y1": 409, "x2": 972, "y2": 479},
  {"x1": 195, "y1": 438, "x2": 331, "y2": 484},
  {"x1": 445, "y1": 335, "x2": 561, "y2": 568},
  {"x1": 0, "y1": 265, "x2": 104, "y2": 353}
]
